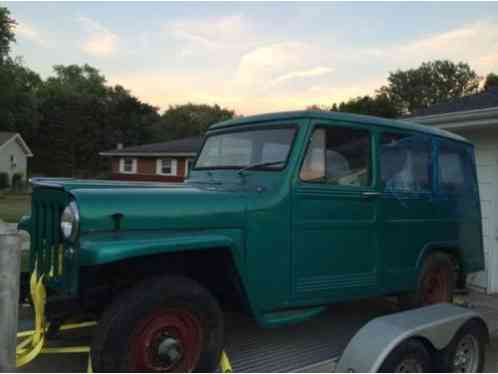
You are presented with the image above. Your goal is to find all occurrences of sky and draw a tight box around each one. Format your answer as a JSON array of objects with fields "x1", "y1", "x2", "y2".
[{"x1": 5, "y1": 2, "x2": 498, "y2": 115}]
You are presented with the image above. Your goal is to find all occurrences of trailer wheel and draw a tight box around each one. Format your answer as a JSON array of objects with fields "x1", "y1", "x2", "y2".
[
  {"x1": 91, "y1": 275, "x2": 224, "y2": 372},
  {"x1": 378, "y1": 338, "x2": 433, "y2": 373},
  {"x1": 439, "y1": 319, "x2": 488, "y2": 372},
  {"x1": 400, "y1": 252, "x2": 455, "y2": 309}
]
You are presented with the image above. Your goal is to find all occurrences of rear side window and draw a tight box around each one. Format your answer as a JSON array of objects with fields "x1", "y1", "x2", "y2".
[
  {"x1": 380, "y1": 132, "x2": 432, "y2": 193},
  {"x1": 438, "y1": 140, "x2": 475, "y2": 194},
  {"x1": 300, "y1": 125, "x2": 371, "y2": 187}
]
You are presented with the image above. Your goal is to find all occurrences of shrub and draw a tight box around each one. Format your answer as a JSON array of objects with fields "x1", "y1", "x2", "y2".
[{"x1": 0, "y1": 173, "x2": 9, "y2": 189}]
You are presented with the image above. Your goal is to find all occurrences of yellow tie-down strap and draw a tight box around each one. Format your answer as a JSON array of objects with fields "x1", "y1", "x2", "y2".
[{"x1": 16, "y1": 266, "x2": 233, "y2": 373}]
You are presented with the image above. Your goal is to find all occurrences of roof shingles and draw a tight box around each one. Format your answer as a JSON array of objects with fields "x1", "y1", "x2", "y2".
[
  {"x1": 412, "y1": 87, "x2": 498, "y2": 117},
  {"x1": 101, "y1": 136, "x2": 203, "y2": 155}
]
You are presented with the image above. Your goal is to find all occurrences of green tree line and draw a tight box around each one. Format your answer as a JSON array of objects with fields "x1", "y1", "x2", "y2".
[
  {"x1": 0, "y1": 7, "x2": 234, "y2": 178},
  {"x1": 328, "y1": 61, "x2": 498, "y2": 118}
]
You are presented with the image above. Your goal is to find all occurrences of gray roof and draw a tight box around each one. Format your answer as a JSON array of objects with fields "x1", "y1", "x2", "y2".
[
  {"x1": 0, "y1": 132, "x2": 16, "y2": 146},
  {"x1": 101, "y1": 136, "x2": 203, "y2": 156},
  {"x1": 411, "y1": 87, "x2": 498, "y2": 117}
]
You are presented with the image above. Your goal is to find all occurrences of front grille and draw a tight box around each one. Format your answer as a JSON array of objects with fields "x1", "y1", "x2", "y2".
[{"x1": 30, "y1": 188, "x2": 70, "y2": 291}]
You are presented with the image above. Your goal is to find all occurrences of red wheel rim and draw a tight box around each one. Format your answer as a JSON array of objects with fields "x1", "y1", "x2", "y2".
[
  {"x1": 129, "y1": 308, "x2": 203, "y2": 372},
  {"x1": 422, "y1": 266, "x2": 450, "y2": 305}
]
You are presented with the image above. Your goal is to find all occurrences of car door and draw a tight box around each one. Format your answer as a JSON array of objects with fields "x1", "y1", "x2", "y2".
[{"x1": 292, "y1": 120, "x2": 381, "y2": 303}]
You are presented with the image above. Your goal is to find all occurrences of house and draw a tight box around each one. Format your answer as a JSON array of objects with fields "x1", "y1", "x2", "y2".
[
  {"x1": 0, "y1": 132, "x2": 33, "y2": 185},
  {"x1": 411, "y1": 86, "x2": 498, "y2": 293},
  {"x1": 99, "y1": 136, "x2": 203, "y2": 183}
]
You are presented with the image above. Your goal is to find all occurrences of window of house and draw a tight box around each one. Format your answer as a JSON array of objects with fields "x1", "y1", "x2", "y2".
[
  {"x1": 438, "y1": 141, "x2": 474, "y2": 194},
  {"x1": 120, "y1": 157, "x2": 137, "y2": 174},
  {"x1": 157, "y1": 158, "x2": 177, "y2": 176},
  {"x1": 380, "y1": 132, "x2": 432, "y2": 193},
  {"x1": 300, "y1": 126, "x2": 371, "y2": 187}
]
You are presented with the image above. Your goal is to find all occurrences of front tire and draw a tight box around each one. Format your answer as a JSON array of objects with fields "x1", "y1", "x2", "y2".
[{"x1": 91, "y1": 275, "x2": 224, "y2": 372}]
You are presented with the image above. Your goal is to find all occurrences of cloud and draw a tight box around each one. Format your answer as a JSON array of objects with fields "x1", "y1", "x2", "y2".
[
  {"x1": 14, "y1": 21, "x2": 49, "y2": 47},
  {"x1": 79, "y1": 17, "x2": 119, "y2": 57},
  {"x1": 271, "y1": 66, "x2": 334, "y2": 86},
  {"x1": 361, "y1": 21, "x2": 498, "y2": 74},
  {"x1": 166, "y1": 14, "x2": 246, "y2": 49}
]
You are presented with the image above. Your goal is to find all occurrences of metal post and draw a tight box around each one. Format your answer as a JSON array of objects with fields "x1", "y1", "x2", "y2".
[{"x1": 0, "y1": 221, "x2": 21, "y2": 372}]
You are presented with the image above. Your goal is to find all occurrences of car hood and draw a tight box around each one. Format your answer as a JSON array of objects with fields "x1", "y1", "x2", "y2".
[{"x1": 70, "y1": 184, "x2": 247, "y2": 234}]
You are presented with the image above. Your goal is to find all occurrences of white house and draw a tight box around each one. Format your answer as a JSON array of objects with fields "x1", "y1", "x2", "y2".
[
  {"x1": 411, "y1": 87, "x2": 498, "y2": 293},
  {"x1": 0, "y1": 132, "x2": 33, "y2": 185}
]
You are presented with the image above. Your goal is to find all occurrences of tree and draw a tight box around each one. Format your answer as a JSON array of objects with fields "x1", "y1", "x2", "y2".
[
  {"x1": 0, "y1": 6, "x2": 15, "y2": 63},
  {"x1": 153, "y1": 103, "x2": 235, "y2": 141},
  {"x1": 484, "y1": 73, "x2": 498, "y2": 91},
  {"x1": 381, "y1": 60, "x2": 480, "y2": 114},
  {"x1": 34, "y1": 64, "x2": 160, "y2": 177},
  {"x1": 330, "y1": 92, "x2": 400, "y2": 118}
]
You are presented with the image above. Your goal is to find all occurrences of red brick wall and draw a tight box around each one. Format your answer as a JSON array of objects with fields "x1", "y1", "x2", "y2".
[{"x1": 110, "y1": 156, "x2": 191, "y2": 183}]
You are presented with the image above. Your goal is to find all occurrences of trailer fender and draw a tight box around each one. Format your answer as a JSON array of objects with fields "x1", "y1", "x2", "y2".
[{"x1": 335, "y1": 303, "x2": 487, "y2": 373}]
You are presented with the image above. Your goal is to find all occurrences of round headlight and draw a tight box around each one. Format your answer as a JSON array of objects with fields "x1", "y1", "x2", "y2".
[{"x1": 61, "y1": 201, "x2": 79, "y2": 241}]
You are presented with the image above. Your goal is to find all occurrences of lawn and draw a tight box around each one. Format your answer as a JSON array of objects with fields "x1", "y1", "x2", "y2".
[{"x1": 0, "y1": 192, "x2": 31, "y2": 223}]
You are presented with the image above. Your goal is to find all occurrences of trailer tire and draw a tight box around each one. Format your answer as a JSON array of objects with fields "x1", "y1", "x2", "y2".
[
  {"x1": 378, "y1": 338, "x2": 433, "y2": 372},
  {"x1": 399, "y1": 252, "x2": 455, "y2": 309},
  {"x1": 438, "y1": 319, "x2": 488, "y2": 372},
  {"x1": 91, "y1": 275, "x2": 224, "y2": 372}
]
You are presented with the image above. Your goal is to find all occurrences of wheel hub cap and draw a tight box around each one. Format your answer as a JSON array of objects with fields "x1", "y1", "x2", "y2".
[{"x1": 453, "y1": 334, "x2": 479, "y2": 372}]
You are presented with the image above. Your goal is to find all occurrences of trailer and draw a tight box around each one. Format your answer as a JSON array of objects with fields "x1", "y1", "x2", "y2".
[{"x1": 16, "y1": 296, "x2": 495, "y2": 373}]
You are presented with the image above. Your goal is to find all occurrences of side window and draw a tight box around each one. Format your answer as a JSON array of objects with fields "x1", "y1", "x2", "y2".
[
  {"x1": 438, "y1": 140, "x2": 474, "y2": 194},
  {"x1": 380, "y1": 132, "x2": 432, "y2": 193},
  {"x1": 300, "y1": 125, "x2": 371, "y2": 187}
]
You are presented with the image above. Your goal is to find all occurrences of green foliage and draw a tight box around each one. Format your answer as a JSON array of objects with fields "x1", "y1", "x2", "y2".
[
  {"x1": 31, "y1": 65, "x2": 160, "y2": 177},
  {"x1": 484, "y1": 73, "x2": 498, "y2": 91},
  {"x1": 0, "y1": 172, "x2": 9, "y2": 189},
  {"x1": 381, "y1": 60, "x2": 480, "y2": 114},
  {"x1": 0, "y1": 7, "x2": 15, "y2": 63},
  {"x1": 152, "y1": 103, "x2": 235, "y2": 141},
  {"x1": 330, "y1": 92, "x2": 400, "y2": 118},
  {"x1": 327, "y1": 60, "x2": 480, "y2": 117}
]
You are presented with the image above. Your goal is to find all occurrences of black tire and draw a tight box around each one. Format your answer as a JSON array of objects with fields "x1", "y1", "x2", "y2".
[
  {"x1": 438, "y1": 319, "x2": 488, "y2": 372},
  {"x1": 399, "y1": 252, "x2": 455, "y2": 309},
  {"x1": 91, "y1": 275, "x2": 224, "y2": 372},
  {"x1": 379, "y1": 338, "x2": 433, "y2": 372}
]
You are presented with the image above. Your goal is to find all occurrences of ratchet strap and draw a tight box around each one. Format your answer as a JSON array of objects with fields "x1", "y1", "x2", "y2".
[{"x1": 16, "y1": 265, "x2": 232, "y2": 372}]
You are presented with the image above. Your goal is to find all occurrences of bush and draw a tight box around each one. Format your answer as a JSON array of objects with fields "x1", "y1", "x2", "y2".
[
  {"x1": 12, "y1": 172, "x2": 23, "y2": 186},
  {"x1": 0, "y1": 173, "x2": 9, "y2": 189}
]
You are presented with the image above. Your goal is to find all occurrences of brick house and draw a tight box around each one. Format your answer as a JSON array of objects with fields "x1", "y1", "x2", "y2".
[{"x1": 100, "y1": 136, "x2": 203, "y2": 183}]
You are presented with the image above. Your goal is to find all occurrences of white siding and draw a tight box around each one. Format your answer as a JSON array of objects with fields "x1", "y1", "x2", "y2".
[
  {"x1": 453, "y1": 128, "x2": 498, "y2": 292},
  {"x1": 0, "y1": 137, "x2": 28, "y2": 185}
]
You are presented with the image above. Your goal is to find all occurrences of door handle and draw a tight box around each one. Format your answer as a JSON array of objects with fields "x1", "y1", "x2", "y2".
[{"x1": 362, "y1": 191, "x2": 381, "y2": 198}]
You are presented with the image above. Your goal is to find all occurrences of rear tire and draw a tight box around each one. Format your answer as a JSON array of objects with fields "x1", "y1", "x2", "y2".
[
  {"x1": 378, "y1": 338, "x2": 433, "y2": 372},
  {"x1": 438, "y1": 319, "x2": 488, "y2": 372},
  {"x1": 91, "y1": 275, "x2": 224, "y2": 372},
  {"x1": 399, "y1": 252, "x2": 455, "y2": 309}
]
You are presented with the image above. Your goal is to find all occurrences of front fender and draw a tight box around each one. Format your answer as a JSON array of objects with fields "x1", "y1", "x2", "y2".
[{"x1": 78, "y1": 229, "x2": 243, "y2": 266}]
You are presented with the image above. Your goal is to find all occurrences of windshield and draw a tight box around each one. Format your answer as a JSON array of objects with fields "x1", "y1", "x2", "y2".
[{"x1": 195, "y1": 127, "x2": 297, "y2": 170}]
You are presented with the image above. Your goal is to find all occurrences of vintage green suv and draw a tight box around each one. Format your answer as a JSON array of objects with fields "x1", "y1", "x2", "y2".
[{"x1": 18, "y1": 111, "x2": 485, "y2": 372}]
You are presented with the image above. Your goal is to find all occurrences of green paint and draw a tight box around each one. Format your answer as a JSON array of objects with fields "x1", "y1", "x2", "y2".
[{"x1": 18, "y1": 111, "x2": 484, "y2": 326}]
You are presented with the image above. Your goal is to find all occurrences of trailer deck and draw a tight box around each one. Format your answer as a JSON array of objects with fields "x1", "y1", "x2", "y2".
[{"x1": 18, "y1": 296, "x2": 498, "y2": 373}]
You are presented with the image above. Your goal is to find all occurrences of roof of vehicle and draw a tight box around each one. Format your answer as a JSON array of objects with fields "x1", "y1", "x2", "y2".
[{"x1": 210, "y1": 110, "x2": 469, "y2": 144}]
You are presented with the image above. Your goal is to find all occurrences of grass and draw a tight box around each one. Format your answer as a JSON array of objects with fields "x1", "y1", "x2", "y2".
[{"x1": 0, "y1": 192, "x2": 31, "y2": 223}]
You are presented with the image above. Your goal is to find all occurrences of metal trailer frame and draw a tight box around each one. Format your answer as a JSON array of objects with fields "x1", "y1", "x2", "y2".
[{"x1": 336, "y1": 303, "x2": 489, "y2": 372}]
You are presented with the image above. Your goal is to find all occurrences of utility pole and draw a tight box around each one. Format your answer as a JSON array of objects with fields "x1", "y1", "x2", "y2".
[{"x1": 0, "y1": 221, "x2": 21, "y2": 372}]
